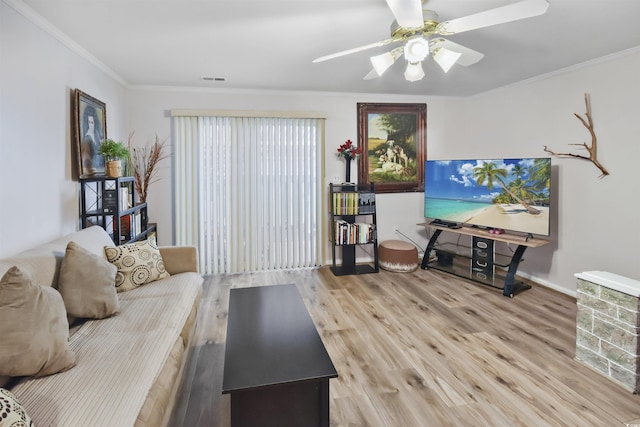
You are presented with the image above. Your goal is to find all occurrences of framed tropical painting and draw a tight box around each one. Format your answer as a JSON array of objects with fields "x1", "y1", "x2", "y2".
[{"x1": 357, "y1": 102, "x2": 426, "y2": 193}]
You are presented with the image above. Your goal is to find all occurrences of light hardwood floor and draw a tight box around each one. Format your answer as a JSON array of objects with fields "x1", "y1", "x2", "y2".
[{"x1": 171, "y1": 267, "x2": 640, "y2": 426}]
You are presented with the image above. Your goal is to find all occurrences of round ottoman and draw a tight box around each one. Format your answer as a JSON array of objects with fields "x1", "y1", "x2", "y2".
[{"x1": 379, "y1": 240, "x2": 419, "y2": 272}]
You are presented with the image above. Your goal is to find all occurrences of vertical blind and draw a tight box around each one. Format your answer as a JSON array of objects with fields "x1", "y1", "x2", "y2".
[{"x1": 173, "y1": 114, "x2": 324, "y2": 274}]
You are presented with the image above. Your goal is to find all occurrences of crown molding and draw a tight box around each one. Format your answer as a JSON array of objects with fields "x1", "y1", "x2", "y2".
[
  {"x1": 472, "y1": 45, "x2": 640, "y2": 99},
  {"x1": 4, "y1": 0, "x2": 127, "y2": 86}
]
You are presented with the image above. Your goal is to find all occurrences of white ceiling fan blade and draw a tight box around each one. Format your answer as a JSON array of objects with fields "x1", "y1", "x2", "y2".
[
  {"x1": 313, "y1": 39, "x2": 394, "y2": 63},
  {"x1": 386, "y1": 0, "x2": 424, "y2": 29},
  {"x1": 430, "y1": 38, "x2": 484, "y2": 67},
  {"x1": 436, "y1": 0, "x2": 550, "y2": 35}
]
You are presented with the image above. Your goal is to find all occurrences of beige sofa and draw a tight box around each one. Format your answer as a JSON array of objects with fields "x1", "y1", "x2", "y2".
[{"x1": 0, "y1": 226, "x2": 203, "y2": 426}]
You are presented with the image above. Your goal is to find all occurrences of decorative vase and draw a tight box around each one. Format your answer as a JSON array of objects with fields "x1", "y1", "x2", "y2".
[
  {"x1": 106, "y1": 159, "x2": 123, "y2": 178},
  {"x1": 345, "y1": 157, "x2": 352, "y2": 183}
]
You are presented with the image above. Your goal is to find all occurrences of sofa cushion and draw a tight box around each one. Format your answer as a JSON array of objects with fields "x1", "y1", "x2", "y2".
[
  {"x1": 10, "y1": 274, "x2": 202, "y2": 427},
  {"x1": 58, "y1": 241, "x2": 119, "y2": 319},
  {"x1": 0, "y1": 388, "x2": 33, "y2": 427},
  {"x1": 0, "y1": 266, "x2": 76, "y2": 378},
  {"x1": 0, "y1": 226, "x2": 116, "y2": 293},
  {"x1": 105, "y1": 237, "x2": 170, "y2": 292}
]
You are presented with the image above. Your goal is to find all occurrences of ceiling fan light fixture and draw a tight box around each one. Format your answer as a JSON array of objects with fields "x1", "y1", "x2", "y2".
[
  {"x1": 404, "y1": 62, "x2": 425, "y2": 82},
  {"x1": 363, "y1": 69, "x2": 380, "y2": 80},
  {"x1": 404, "y1": 37, "x2": 430, "y2": 63},
  {"x1": 370, "y1": 52, "x2": 396, "y2": 76},
  {"x1": 433, "y1": 47, "x2": 462, "y2": 73}
]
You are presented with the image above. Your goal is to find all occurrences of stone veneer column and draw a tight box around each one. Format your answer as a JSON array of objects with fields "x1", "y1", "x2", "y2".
[{"x1": 575, "y1": 271, "x2": 640, "y2": 393}]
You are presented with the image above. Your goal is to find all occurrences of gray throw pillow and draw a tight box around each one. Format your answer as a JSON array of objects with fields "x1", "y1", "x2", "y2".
[
  {"x1": 58, "y1": 241, "x2": 119, "y2": 319},
  {"x1": 0, "y1": 266, "x2": 76, "y2": 378}
]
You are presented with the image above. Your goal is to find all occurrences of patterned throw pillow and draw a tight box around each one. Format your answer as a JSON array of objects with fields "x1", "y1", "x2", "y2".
[
  {"x1": 0, "y1": 388, "x2": 33, "y2": 427},
  {"x1": 104, "y1": 237, "x2": 170, "y2": 292}
]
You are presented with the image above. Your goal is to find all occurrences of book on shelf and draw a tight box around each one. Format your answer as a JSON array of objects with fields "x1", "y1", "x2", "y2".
[
  {"x1": 131, "y1": 214, "x2": 137, "y2": 238},
  {"x1": 134, "y1": 212, "x2": 142, "y2": 237},
  {"x1": 358, "y1": 192, "x2": 376, "y2": 214},
  {"x1": 120, "y1": 188, "x2": 129, "y2": 211},
  {"x1": 333, "y1": 220, "x2": 376, "y2": 245},
  {"x1": 102, "y1": 189, "x2": 118, "y2": 213},
  {"x1": 333, "y1": 193, "x2": 353, "y2": 215},
  {"x1": 332, "y1": 192, "x2": 376, "y2": 215},
  {"x1": 120, "y1": 215, "x2": 131, "y2": 242}
]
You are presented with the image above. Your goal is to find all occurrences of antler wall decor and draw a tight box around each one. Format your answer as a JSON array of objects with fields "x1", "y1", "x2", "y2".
[{"x1": 543, "y1": 93, "x2": 609, "y2": 178}]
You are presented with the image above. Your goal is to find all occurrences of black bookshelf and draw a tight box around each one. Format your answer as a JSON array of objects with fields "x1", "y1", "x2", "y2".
[
  {"x1": 329, "y1": 183, "x2": 378, "y2": 276},
  {"x1": 79, "y1": 176, "x2": 156, "y2": 245}
]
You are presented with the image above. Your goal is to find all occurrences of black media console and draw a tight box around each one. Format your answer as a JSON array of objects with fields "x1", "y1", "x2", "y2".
[{"x1": 419, "y1": 223, "x2": 549, "y2": 298}]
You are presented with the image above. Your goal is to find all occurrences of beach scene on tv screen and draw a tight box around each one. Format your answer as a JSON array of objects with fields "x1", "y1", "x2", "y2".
[{"x1": 425, "y1": 158, "x2": 551, "y2": 235}]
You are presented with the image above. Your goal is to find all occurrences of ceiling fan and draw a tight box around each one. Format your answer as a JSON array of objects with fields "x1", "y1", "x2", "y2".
[{"x1": 313, "y1": 0, "x2": 550, "y2": 82}]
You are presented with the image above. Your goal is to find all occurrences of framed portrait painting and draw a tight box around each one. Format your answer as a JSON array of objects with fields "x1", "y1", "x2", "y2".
[
  {"x1": 357, "y1": 102, "x2": 426, "y2": 193},
  {"x1": 73, "y1": 89, "x2": 107, "y2": 178}
]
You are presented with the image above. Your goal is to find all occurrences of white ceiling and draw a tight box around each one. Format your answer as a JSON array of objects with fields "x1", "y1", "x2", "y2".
[{"x1": 14, "y1": 0, "x2": 640, "y2": 96}]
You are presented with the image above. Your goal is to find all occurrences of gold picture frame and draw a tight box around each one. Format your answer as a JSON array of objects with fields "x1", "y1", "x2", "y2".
[{"x1": 357, "y1": 102, "x2": 426, "y2": 193}]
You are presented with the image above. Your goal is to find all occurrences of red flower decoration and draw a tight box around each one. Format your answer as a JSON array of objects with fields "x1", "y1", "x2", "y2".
[{"x1": 337, "y1": 139, "x2": 362, "y2": 160}]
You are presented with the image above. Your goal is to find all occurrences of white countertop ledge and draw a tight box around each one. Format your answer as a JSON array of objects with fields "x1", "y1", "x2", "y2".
[{"x1": 575, "y1": 271, "x2": 640, "y2": 297}]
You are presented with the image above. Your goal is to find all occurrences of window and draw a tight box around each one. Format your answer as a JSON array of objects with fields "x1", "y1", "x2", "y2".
[{"x1": 172, "y1": 113, "x2": 325, "y2": 274}]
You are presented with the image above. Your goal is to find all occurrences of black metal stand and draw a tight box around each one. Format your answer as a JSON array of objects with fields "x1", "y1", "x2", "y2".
[
  {"x1": 503, "y1": 244, "x2": 531, "y2": 297},
  {"x1": 421, "y1": 228, "x2": 532, "y2": 298}
]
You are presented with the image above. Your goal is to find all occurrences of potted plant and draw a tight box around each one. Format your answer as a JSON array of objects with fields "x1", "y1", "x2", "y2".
[{"x1": 99, "y1": 139, "x2": 130, "y2": 177}]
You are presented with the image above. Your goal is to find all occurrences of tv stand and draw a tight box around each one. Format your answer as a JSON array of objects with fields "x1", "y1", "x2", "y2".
[{"x1": 418, "y1": 224, "x2": 549, "y2": 298}]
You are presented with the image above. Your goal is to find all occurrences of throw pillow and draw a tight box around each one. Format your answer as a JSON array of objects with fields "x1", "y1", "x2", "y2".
[
  {"x1": 58, "y1": 241, "x2": 119, "y2": 319},
  {"x1": 0, "y1": 388, "x2": 33, "y2": 427},
  {"x1": 104, "y1": 237, "x2": 170, "y2": 292},
  {"x1": 0, "y1": 266, "x2": 76, "y2": 378}
]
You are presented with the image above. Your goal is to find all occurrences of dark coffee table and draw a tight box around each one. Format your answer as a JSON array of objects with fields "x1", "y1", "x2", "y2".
[{"x1": 222, "y1": 284, "x2": 338, "y2": 427}]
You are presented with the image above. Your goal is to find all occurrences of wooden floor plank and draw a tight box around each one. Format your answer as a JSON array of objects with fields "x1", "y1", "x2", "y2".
[{"x1": 172, "y1": 267, "x2": 640, "y2": 426}]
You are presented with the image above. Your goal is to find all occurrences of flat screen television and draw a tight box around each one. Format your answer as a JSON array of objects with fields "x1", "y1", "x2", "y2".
[{"x1": 424, "y1": 157, "x2": 551, "y2": 236}]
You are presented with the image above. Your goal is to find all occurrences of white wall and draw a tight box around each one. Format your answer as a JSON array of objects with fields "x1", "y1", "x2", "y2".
[{"x1": 0, "y1": 2, "x2": 127, "y2": 257}]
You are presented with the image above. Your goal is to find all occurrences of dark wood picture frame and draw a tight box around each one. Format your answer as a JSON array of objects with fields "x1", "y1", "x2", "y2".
[
  {"x1": 357, "y1": 102, "x2": 426, "y2": 193},
  {"x1": 73, "y1": 89, "x2": 107, "y2": 179}
]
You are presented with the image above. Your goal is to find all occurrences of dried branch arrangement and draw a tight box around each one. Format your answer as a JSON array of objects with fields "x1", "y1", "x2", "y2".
[
  {"x1": 543, "y1": 93, "x2": 609, "y2": 178},
  {"x1": 128, "y1": 133, "x2": 169, "y2": 203}
]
